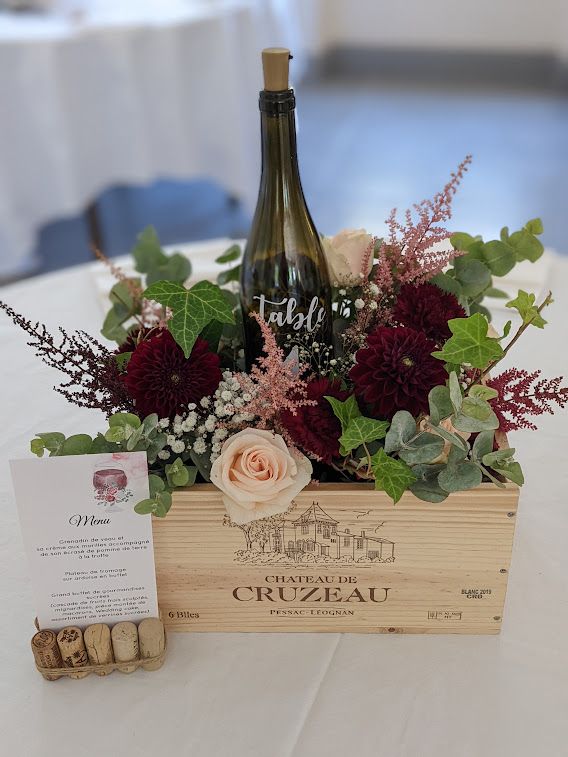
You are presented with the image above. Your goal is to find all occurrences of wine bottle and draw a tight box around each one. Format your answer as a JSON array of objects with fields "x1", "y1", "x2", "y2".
[{"x1": 240, "y1": 47, "x2": 332, "y2": 369}]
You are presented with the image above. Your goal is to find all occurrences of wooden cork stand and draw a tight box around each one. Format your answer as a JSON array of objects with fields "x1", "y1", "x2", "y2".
[{"x1": 32, "y1": 618, "x2": 167, "y2": 680}]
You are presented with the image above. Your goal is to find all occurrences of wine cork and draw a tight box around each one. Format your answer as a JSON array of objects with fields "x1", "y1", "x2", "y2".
[
  {"x1": 262, "y1": 47, "x2": 291, "y2": 91},
  {"x1": 31, "y1": 630, "x2": 63, "y2": 681},
  {"x1": 111, "y1": 621, "x2": 139, "y2": 673},
  {"x1": 138, "y1": 618, "x2": 165, "y2": 671},
  {"x1": 56, "y1": 626, "x2": 90, "y2": 679},
  {"x1": 84, "y1": 624, "x2": 113, "y2": 675}
]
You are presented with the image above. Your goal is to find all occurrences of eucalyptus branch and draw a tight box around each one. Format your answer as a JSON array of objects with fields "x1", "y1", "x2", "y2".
[{"x1": 474, "y1": 291, "x2": 553, "y2": 386}]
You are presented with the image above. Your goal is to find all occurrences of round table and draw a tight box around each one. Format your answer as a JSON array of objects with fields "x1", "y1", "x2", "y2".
[{"x1": 2, "y1": 241, "x2": 568, "y2": 757}]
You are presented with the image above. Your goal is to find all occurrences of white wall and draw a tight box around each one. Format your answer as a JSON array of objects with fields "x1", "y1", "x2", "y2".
[{"x1": 303, "y1": 0, "x2": 568, "y2": 58}]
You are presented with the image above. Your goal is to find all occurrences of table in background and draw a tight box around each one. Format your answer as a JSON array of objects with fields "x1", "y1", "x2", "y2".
[
  {"x1": 0, "y1": 0, "x2": 310, "y2": 278},
  {"x1": 1, "y1": 240, "x2": 568, "y2": 757}
]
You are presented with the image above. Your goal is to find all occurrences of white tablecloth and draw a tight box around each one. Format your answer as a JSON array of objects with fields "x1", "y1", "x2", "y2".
[
  {"x1": 2, "y1": 240, "x2": 568, "y2": 757},
  {"x1": 0, "y1": 0, "x2": 310, "y2": 277}
]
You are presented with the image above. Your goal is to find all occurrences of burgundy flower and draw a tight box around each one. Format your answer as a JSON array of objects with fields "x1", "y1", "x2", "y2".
[
  {"x1": 392, "y1": 282, "x2": 465, "y2": 344},
  {"x1": 123, "y1": 329, "x2": 221, "y2": 418},
  {"x1": 350, "y1": 326, "x2": 447, "y2": 418},
  {"x1": 280, "y1": 377, "x2": 349, "y2": 463}
]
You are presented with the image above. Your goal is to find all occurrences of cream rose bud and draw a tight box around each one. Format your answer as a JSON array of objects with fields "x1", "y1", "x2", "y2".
[
  {"x1": 322, "y1": 229, "x2": 373, "y2": 286},
  {"x1": 210, "y1": 429, "x2": 312, "y2": 525}
]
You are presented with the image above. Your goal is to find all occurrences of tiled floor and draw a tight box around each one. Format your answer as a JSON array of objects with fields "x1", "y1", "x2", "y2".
[{"x1": 28, "y1": 74, "x2": 568, "y2": 277}]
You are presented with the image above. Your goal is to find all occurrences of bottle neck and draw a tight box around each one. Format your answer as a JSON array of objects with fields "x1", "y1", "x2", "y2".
[{"x1": 258, "y1": 89, "x2": 302, "y2": 194}]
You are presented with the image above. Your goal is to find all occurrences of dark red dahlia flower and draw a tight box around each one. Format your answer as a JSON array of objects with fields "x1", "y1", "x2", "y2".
[
  {"x1": 350, "y1": 326, "x2": 447, "y2": 418},
  {"x1": 280, "y1": 377, "x2": 350, "y2": 463},
  {"x1": 123, "y1": 329, "x2": 221, "y2": 418},
  {"x1": 392, "y1": 283, "x2": 465, "y2": 344}
]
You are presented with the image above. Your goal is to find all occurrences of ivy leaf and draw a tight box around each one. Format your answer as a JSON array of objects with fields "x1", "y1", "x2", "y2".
[
  {"x1": 409, "y1": 464, "x2": 448, "y2": 503},
  {"x1": 371, "y1": 448, "x2": 416, "y2": 504},
  {"x1": 339, "y1": 417, "x2": 389, "y2": 456},
  {"x1": 384, "y1": 410, "x2": 416, "y2": 453},
  {"x1": 398, "y1": 433, "x2": 445, "y2": 465},
  {"x1": 143, "y1": 280, "x2": 235, "y2": 357},
  {"x1": 432, "y1": 313, "x2": 504, "y2": 369},
  {"x1": 506, "y1": 290, "x2": 547, "y2": 329},
  {"x1": 325, "y1": 395, "x2": 361, "y2": 434},
  {"x1": 427, "y1": 385, "x2": 453, "y2": 425},
  {"x1": 215, "y1": 244, "x2": 241, "y2": 264}
]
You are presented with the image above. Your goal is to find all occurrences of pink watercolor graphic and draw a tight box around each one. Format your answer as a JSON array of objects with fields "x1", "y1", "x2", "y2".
[{"x1": 93, "y1": 463, "x2": 133, "y2": 506}]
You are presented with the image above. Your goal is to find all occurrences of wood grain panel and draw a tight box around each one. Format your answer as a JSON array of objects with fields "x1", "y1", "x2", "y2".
[{"x1": 153, "y1": 483, "x2": 519, "y2": 634}]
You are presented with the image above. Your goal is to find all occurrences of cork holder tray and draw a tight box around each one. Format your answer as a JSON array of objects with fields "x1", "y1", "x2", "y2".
[{"x1": 32, "y1": 617, "x2": 167, "y2": 680}]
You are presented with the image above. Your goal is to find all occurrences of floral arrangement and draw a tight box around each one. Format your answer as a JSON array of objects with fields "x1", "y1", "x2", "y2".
[{"x1": 3, "y1": 156, "x2": 567, "y2": 525}]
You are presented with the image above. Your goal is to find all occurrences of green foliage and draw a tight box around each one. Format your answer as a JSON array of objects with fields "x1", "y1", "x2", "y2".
[
  {"x1": 506, "y1": 290, "x2": 548, "y2": 329},
  {"x1": 452, "y1": 395, "x2": 499, "y2": 433},
  {"x1": 215, "y1": 244, "x2": 241, "y2": 264},
  {"x1": 440, "y1": 220, "x2": 544, "y2": 316},
  {"x1": 101, "y1": 279, "x2": 142, "y2": 343},
  {"x1": 30, "y1": 432, "x2": 65, "y2": 457},
  {"x1": 143, "y1": 280, "x2": 235, "y2": 358},
  {"x1": 409, "y1": 464, "x2": 448, "y2": 503},
  {"x1": 432, "y1": 313, "x2": 504, "y2": 369},
  {"x1": 165, "y1": 457, "x2": 198, "y2": 488},
  {"x1": 427, "y1": 385, "x2": 453, "y2": 425},
  {"x1": 339, "y1": 417, "x2": 389, "y2": 456},
  {"x1": 398, "y1": 433, "x2": 444, "y2": 465},
  {"x1": 132, "y1": 226, "x2": 191, "y2": 285},
  {"x1": 436, "y1": 443, "x2": 479, "y2": 492},
  {"x1": 325, "y1": 394, "x2": 362, "y2": 432},
  {"x1": 371, "y1": 448, "x2": 416, "y2": 504},
  {"x1": 384, "y1": 410, "x2": 416, "y2": 454},
  {"x1": 482, "y1": 448, "x2": 524, "y2": 485}
]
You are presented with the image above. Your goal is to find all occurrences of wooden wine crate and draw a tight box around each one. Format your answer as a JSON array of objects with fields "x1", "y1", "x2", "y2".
[{"x1": 152, "y1": 483, "x2": 519, "y2": 634}]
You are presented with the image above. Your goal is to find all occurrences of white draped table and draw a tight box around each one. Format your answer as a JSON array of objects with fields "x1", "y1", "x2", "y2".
[
  {"x1": 0, "y1": 0, "x2": 310, "y2": 277},
  {"x1": 1, "y1": 240, "x2": 568, "y2": 757}
]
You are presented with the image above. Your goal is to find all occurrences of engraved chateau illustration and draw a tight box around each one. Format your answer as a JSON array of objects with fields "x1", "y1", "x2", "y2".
[{"x1": 267, "y1": 502, "x2": 395, "y2": 562}]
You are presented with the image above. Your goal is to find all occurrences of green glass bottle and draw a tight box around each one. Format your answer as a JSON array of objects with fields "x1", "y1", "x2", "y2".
[{"x1": 240, "y1": 48, "x2": 332, "y2": 369}]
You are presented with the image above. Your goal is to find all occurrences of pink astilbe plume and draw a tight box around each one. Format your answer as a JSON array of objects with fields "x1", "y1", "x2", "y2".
[
  {"x1": 344, "y1": 156, "x2": 471, "y2": 349},
  {"x1": 487, "y1": 368, "x2": 568, "y2": 432},
  {"x1": 237, "y1": 314, "x2": 315, "y2": 440}
]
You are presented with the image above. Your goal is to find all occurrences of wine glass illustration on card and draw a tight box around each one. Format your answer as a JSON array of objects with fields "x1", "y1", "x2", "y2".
[{"x1": 92, "y1": 463, "x2": 133, "y2": 509}]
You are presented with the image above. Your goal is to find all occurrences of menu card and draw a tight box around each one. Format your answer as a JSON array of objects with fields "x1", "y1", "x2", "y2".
[{"x1": 11, "y1": 451, "x2": 158, "y2": 630}]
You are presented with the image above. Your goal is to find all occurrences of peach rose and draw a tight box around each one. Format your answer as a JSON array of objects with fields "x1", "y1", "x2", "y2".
[
  {"x1": 322, "y1": 229, "x2": 373, "y2": 286},
  {"x1": 210, "y1": 429, "x2": 312, "y2": 524}
]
